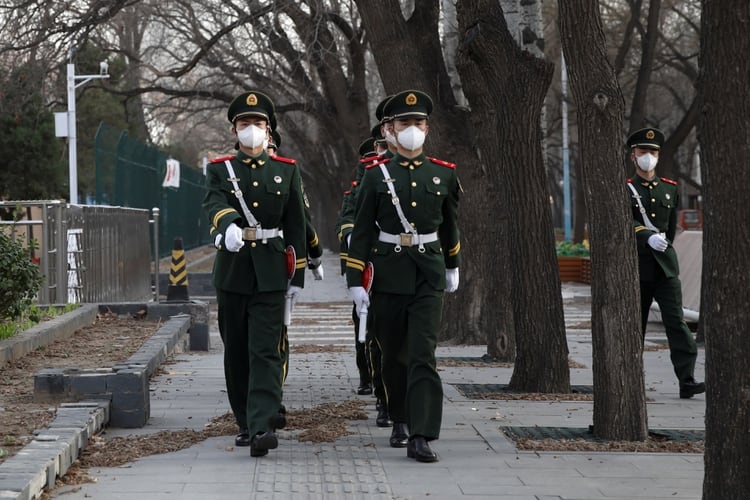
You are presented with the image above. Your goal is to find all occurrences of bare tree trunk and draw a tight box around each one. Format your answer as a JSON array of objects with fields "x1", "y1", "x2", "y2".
[
  {"x1": 698, "y1": 1, "x2": 750, "y2": 496},
  {"x1": 457, "y1": 0, "x2": 569, "y2": 386},
  {"x1": 559, "y1": 1, "x2": 648, "y2": 440},
  {"x1": 628, "y1": 0, "x2": 661, "y2": 132}
]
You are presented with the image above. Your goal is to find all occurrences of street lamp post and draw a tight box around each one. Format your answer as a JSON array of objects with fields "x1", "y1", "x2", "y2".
[{"x1": 65, "y1": 50, "x2": 109, "y2": 204}]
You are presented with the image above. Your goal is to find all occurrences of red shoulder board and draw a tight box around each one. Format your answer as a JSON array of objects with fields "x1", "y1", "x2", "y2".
[
  {"x1": 273, "y1": 155, "x2": 297, "y2": 165},
  {"x1": 360, "y1": 154, "x2": 383, "y2": 163},
  {"x1": 627, "y1": 178, "x2": 633, "y2": 183},
  {"x1": 427, "y1": 156, "x2": 456, "y2": 169},
  {"x1": 344, "y1": 190, "x2": 351, "y2": 195},
  {"x1": 365, "y1": 157, "x2": 391, "y2": 170},
  {"x1": 660, "y1": 177, "x2": 678, "y2": 185},
  {"x1": 210, "y1": 155, "x2": 235, "y2": 164},
  {"x1": 351, "y1": 180, "x2": 359, "y2": 187}
]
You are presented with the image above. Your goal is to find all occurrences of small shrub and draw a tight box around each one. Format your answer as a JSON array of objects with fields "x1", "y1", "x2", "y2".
[
  {"x1": 0, "y1": 230, "x2": 43, "y2": 321},
  {"x1": 556, "y1": 241, "x2": 590, "y2": 257}
]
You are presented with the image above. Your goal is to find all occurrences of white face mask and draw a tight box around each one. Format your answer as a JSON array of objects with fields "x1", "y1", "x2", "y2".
[
  {"x1": 396, "y1": 125, "x2": 426, "y2": 151},
  {"x1": 636, "y1": 153, "x2": 658, "y2": 172},
  {"x1": 237, "y1": 124, "x2": 267, "y2": 148}
]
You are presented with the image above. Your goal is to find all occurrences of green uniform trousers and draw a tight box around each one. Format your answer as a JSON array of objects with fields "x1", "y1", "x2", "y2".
[
  {"x1": 371, "y1": 276, "x2": 443, "y2": 440},
  {"x1": 216, "y1": 288, "x2": 285, "y2": 437},
  {"x1": 640, "y1": 276, "x2": 698, "y2": 383},
  {"x1": 352, "y1": 305, "x2": 385, "y2": 401}
]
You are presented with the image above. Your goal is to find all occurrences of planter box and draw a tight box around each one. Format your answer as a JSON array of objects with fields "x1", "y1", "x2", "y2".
[
  {"x1": 557, "y1": 256, "x2": 584, "y2": 283},
  {"x1": 580, "y1": 257, "x2": 591, "y2": 284}
]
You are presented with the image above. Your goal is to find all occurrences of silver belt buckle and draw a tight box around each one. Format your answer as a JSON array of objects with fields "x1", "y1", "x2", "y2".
[
  {"x1": 242, "y1": 227, "x2": 257, "y2": 241},
  {"x1": 400, "y1": 233, "x2": 414, "y2": 247}
]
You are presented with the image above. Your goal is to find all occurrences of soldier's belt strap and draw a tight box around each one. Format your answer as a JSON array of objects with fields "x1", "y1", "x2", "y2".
[
  {"x1": 242, "y1": 227, "x2": 282, "y2": 241},
  {"x1": 378, "y1": 231, "x2": 438, "y2": 247}
]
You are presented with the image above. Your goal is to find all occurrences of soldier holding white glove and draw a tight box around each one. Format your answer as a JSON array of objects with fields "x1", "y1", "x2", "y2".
[
  {"x1": 445, "y1": 268, "x2": 459, "y2": 293},
  {"x1": 349, "y1": 286, "x2": 370, "y2": 315},
  {"x1": 647, "y1": 233, "x2": 668, "y2": 252}
]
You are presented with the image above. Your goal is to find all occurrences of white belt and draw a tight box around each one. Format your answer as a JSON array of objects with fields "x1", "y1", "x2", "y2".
[
  {"x1": 378, "y1": 231, "x2": 438, "y2": 253},
  {"x1": 242, "y1": 227, "x2": 282, "y2": 241}
]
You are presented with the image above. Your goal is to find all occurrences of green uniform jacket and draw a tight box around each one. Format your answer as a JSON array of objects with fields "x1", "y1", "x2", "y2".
[
  {"x1": 629, "y1": 174, "x2": 680, "y2": 280},
  {"x1": 335, "y1": 152, "x2": 391, "y2": 274},
  {"x1": 345, "y1": 152, "x2": 461, "y2": 294},
  {"x1": 203, "y1": 150, "x2": 307, "y2": 293}
]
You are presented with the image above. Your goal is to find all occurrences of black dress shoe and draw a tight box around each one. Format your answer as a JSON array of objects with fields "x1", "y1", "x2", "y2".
[
  {"x1": 389, "y1": 422, "x2": 408, "y2": 448},
  {"x1": 375, "y1": 402, "x2": 392, "y2": 428},
  {"x1": 271, "y1": 405, "x2": 287, "y2": 430},
  {"x1": 235, "y1": 428, "x2": 250, "y2": 447},
  {"x1": 357, "y1": 382, "x2": 373, "y2": 395},
  {"x1": 407, "y1": 436, "x2": 438, "y2": 463},
  {"x1": 679, "y1": 380, "x2": 706, "y2": 399},
  {"x1": 250, "y1": 431, "x2": 278, "y2": 457}
]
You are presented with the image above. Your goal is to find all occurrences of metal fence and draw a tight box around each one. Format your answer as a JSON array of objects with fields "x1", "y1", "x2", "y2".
[
  {"x1": 94, "y1": 123, "x2": 211, "y2": 257},
  {"x1": 0, "y1": 201, "x2": 153, "y2": 304}
]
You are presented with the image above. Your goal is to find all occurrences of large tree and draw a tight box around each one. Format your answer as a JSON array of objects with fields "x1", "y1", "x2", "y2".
[
  {"x1": 559, "y1": 1, "x2": 648, "y2": 440},
  {"x1": 698, "y1": 0, "x2": 750, "y2": 496},
  {"x1": 454, "y1": 0, "x2": 569, "y2": 389}
]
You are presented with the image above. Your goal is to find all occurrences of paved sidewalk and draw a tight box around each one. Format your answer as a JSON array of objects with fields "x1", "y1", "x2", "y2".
[{"x1": 52, "y1": 252, "x2": 705, "y2": 500}]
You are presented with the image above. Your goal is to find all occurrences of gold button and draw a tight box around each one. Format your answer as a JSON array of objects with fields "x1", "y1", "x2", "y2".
[
  {"x1": 276, "y1": 191, "x2": 281, "y2": 195},
  {"x1": 409, "y1": 165, "x2": 415, "y2": 170},
  {"x1": 252, "y1": 201, "x2": 259, "y2": 208},
  {"x1": 250, "y1": 242, "x2": 257, "y2": 248},
  {"x1": 411, "y1": 201, "x2": 417, "y2": 207},
  {"x1": 651, "y1": 198, "x2": 655, "y2": 202},
  {"x1": 411, "y1": 181, "x2": 417, "y2": 187},
  {"x1": 437, "y1": 191, "x2": 441, "y2": 195},
  {"x1": 253, "y1": 181, "x2": 259, "y2": 187},
  {"x1": 651, "y1": 213, "x2": 656, "y2": 218}
]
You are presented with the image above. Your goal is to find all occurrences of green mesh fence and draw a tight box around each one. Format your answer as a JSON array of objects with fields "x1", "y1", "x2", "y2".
[{"x1": 94, "y1": 122, "x2": 211, "y2": 257}]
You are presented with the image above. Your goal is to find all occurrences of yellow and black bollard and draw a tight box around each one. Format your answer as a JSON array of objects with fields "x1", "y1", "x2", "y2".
[{"x1": 166, "y1": 237, "x2": 190, "y2": 302}]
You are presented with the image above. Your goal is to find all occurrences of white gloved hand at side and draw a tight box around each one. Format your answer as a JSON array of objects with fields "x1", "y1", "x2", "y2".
[
  {"x1": 445, "y1": 268, "x2": 459, "y2": 293},
  {"x1": 286, "y1": 285, "x2": 303, "y2": 306},
  {"x1": 224, "y1": 223, "x2": 244, "y2": 252},
  {"x1": 311, "y1": 263, "x2": 324, "y2": 280},
  {"x1": 647, "y1": 233, "x2": 668, "y2": 252},
  {"x1": 213, "y1": 233, "x2": 222, "y2": 249},
  {"x1": 349, "y1": 286, "x2": 370, "y2": 315}
]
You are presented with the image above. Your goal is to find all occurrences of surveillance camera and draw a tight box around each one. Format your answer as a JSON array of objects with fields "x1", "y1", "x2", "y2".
[{"x1": 99, "y1": 61, "x2": 109, "y2": 75}]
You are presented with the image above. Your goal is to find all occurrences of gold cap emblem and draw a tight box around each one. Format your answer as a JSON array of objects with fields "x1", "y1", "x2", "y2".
[
  {"x1": 246, "y1": 94, "x2": 258, "y2": 106},
  {"x1": 646, "y1": 130, "x2": 655, "y2": 139},
  {"x1": 405, "y1": 93, "x2": 417, "y2": 106}
]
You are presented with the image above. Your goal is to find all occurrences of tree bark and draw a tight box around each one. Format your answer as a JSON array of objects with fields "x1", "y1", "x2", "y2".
[
  {"x1": 559, "y1": 1, "x2": 648, "y2": 440},
  {"x1": 698, "y1": 1, "x2": 750, "y2": 496},
  {"x1": 628, "y1": 0, "x2": 661, "y2": 132},
  {"x1": 456, "y1": 0, "x2": 569, "y2": 386}
]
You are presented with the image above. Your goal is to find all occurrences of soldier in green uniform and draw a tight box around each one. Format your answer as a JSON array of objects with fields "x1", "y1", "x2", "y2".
[
  {"x1": 346, "y1": 90, "x2": 461, "y2": 462},
  {"x1": 203, "y1": 91, "x2": 307, "y2": 457},
  {"x1": 627, "y1": 127, "x2": 705, "y2": 399}
]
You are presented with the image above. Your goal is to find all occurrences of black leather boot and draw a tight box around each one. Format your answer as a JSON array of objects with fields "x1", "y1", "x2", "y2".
[
  {"x1": 375, "y1": 399, "x2": 392, "y2": 427},
  {"x1": 679, "y1": 378, "x2": 706, "y2": 399},
  {"x1": 407, "y1": 436, "x2": 439, "y2": 463},
  {"x1": 389, "y1": 422, "x2": 408, "y2": 448}
]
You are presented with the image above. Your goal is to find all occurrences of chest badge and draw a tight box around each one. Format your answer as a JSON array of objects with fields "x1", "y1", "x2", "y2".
[
  {"x1": 274, "y1": 175, "x2": 282, "y2": 184},
  {"x1": 665, "y1": 193, "x2": 671, "y2": 200},
  {"x1": 432, "y1": 177, "x2": 441, "y2": 185}
]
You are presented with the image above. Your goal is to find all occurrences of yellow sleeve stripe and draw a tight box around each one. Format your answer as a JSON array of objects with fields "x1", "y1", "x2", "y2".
[
  {"x1": 346, "y1": 256, "x2": 365, "y2": 272},
  {"x1": 213, "y1": 208, "x2": 239, "y2": 228},
  {"x1": 309, "y1": 234, "x2": 319, "y2": 247},
  {"x1": 448, "y1": 242, "x2": 461, "y2": 257},
  {"x1": 296, "y1": 258, "x2": 306, "y2": 264},
  {"x1": 340, "y1": 223, "x2": 354, "y2": 231},
  {"x1": 635, "y1": 225, "x2": 647, "y2": 233},
  {"x1": 340, "y1": 252, "x2": 348, "y2": 259}
]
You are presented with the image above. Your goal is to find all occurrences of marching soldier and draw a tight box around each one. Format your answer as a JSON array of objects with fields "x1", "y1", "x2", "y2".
[
  {"x1": 203, "y1": 90, "x2": 307, "y2": 457},
  {"x1": 346, "y1": 90, "x2": 461, "y2": 462},
  {"x1": 627, "y1": 127, "x2": 704, "y2": 399}
]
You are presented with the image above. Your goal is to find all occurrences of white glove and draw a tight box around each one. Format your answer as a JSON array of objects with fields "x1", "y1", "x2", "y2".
[
  {"x1": 445, "y1": 268, "x2": 459, "y2": 293},
  {"x1": 286, "y1": 285, "x2": 303, "y2": 307},
  {"x1": 349, "y1": 286, "x2": 370, "y2": 315},
  {"x1": 311, "y1": 263, "x2": 324, "y2": 280},
  {"x1": 224, "y1": 223, "x2": 244, "y2": 252},
  {"x1": 647, "y1": 233, "x2": 668, "y2": 252},
  {"x1": 213, "y1": 233, "x2": 222, "y2": 249}
]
